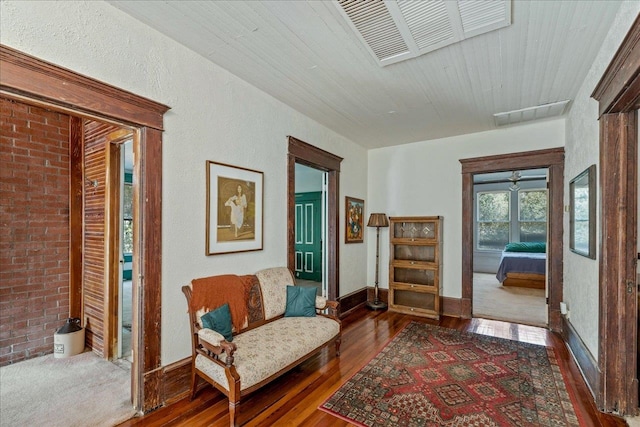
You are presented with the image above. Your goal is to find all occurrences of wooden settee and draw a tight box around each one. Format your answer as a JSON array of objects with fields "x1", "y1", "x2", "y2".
[{"x1": 182, "y1": 267, "x2": 341, "y2": 426}]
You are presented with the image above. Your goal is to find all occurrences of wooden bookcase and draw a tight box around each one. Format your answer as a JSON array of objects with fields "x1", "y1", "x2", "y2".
[{"x1": 388, "y1": 216, "x2": 443, "y2": 319}]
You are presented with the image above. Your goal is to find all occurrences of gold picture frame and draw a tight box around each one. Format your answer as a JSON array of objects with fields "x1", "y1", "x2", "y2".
[
  {"x1": 206, "y1": 161, "x2": 264, "y2": 255},
  {"x1": 345, "y1": 196, "x2": 365, "y2": 243}
]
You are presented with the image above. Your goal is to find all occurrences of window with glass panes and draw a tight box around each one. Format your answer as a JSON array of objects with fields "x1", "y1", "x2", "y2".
[
  {"x1": 518, "y1": 189, "x2": 547, "y2": 242},
  {"x1": 476, "y1": 191, "x2": 510, "y2": 250}
]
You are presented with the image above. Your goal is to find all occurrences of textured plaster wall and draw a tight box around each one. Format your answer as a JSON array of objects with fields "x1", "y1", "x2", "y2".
[
  {"x1": 0, "y1": 0, "x2": 368, "y2": 365},
  {"x1": 563, "y1": 1, "x2": 640, "y2": 360},
  {"x1": 367, "y1": 119, "x2": 565, "y2": 298}
]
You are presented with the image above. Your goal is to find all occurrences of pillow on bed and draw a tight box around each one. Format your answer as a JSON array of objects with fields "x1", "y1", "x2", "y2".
[{"x1": 504, "y1": 242, "x2": 546, "y2": 253}]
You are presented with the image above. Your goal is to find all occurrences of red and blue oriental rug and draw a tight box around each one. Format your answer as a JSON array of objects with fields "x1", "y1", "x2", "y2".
[{"x1": 320, "y1": 322, "x2": 582, "y2": 426}]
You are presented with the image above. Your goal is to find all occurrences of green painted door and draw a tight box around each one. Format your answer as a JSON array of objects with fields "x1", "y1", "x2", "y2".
[{"x1": 295, "y1": 192, "x2": 322, "y2": 281}]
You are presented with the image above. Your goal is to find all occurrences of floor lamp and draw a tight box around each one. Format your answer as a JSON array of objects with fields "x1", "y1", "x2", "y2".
[{"x1": 366, "y1": 213, "x2": 389, "y2": 310}]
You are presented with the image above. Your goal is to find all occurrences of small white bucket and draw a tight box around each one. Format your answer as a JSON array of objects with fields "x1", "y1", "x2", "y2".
[{"x1": 54, "y1": 319, "x2": 85, "y2": 358}]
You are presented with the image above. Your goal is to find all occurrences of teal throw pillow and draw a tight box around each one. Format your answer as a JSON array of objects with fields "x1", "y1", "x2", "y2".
[
  {"x1": 201, "y1": 303, "x2": 233, "y2": 342},
  {"x1": 284, "y1": 286, "x2": 317, "y2": 317}
]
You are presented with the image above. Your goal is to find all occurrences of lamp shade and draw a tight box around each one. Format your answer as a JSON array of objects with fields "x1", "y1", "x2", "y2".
[{"x1": 367, "y1": 213, "x2": 389, "y2": 227}]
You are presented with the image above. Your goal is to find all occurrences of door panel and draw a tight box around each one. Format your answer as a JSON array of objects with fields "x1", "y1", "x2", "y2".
[
  {"x1": 295, "y1": 192, "x2": 321, "y2": 281},
  {"x1": 83, "y1": 120, "x2": 121, "y2": 356}
]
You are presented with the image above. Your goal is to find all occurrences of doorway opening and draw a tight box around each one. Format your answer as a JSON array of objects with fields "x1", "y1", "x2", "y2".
[
  {"x1": 294, "y1": 163, "x2": 328, "y2": 297},
  {"x1": 460, "y1": 148, "x2": 564, "y2": 331},
  {"x1": 287, "y1": 136, "x2": 342, "y2": 302},
  {"x1": 82, "y1": 122, "x2": 137, "y2": 372},
  {"x1": 471, "y1": 168, "x2": 549, "y2": 327},
  {"x1": 117, "y1": 139, "x2": 134, "y2": 363},
  {"x1": 0, "y1": 45, "x2": 169, "y2": 412}
]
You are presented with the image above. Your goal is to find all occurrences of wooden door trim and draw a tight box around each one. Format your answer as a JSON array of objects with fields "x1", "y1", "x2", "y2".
[
  {"x1": 105, "y1": 131, "x2": 134, "y2": 360},
  {"x1": 69, "y1": 116, "x2": 84, "y2": 319},
  {"x1": 0, "y1": 44, "x2": 169, "y2": 413},
  {"x1": 287, "y1": 136, "x2": 342, "y2": 301},
  {"x1": 105, "y1": 140, "x2": 122, "y2": 361},
  {"x1": 459, "y1": 147, "x2": 565, "y2": 331},
  {"x1": 591, "y1": 14, "x2": 640, "y2": 415},
  {"x1": 592, "y1": 16, "x2": 640, "y2": 116},
  {"x1": 0, "y1": 45, "x2": 168, "y2": 130}
]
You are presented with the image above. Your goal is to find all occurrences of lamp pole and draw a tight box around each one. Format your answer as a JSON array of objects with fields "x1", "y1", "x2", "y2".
[{"x1": 367, "y1": 220, "x2": 387, "y2": 310}]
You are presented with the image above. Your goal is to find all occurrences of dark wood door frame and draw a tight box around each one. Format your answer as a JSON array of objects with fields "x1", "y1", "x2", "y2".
[
  {"x1": 287, "y1": 136, "x2": 342, "y2": 301},
  {"x1": 0, "y1": 44, "x2": 170, "y2": 413},
  {"x1": 591, "y1": 14, "x2": 639, "y2": 415},
  {"x1": 460, "y1": 148, "x2": 565, "y2": 332},
  {"x1": 105, "y1": 129, "x2": 135, "y2": 361}
]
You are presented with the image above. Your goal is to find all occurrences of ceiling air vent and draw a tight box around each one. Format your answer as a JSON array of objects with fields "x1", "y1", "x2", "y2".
[
  {"x1": 337, "y1": 0, "x2": 410, "y2": 62},
  {"x1": 397, "y1": 1, "x2": 453, "y2": 50},
  {"x1": 493, "y1": 100, "x2": 571, "y2": 127},
  {"x1": 335, "y1": 0, "x2": 511, "y2": 67}
]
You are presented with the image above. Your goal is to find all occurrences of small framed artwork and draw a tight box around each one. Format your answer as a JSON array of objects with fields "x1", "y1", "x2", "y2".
[
  {"x1": 206, "y1": 161, "x2": 264, "y2": 255},
  {"x1": 345, "y1": 196, "x2": 365, "y2": 243},
  {"x1": 569, "y1": 164, "x2": 596, "y2": 259}
]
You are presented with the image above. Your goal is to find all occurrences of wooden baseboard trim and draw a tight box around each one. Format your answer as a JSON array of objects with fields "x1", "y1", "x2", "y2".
[
  {"x1": 161, "y1": 357, "x2": 192, "y2": 406},
  {"x1": 338, "y1": 287, "x2": 368, "y2": 318},
  {"x1": 441, "y1": 296, "x2": 462, "y2": 317},
  {"x1": 561, "y1": 315, "x2": 599, "y2": 398}
]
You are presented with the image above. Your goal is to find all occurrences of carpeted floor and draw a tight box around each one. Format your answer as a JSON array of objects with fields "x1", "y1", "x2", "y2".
[
  {"x1": 0, "y1": 350, "x2": 136, "y2": 427},
  {"x1": 473, "y1": 272, "x2": 547, "y2": 327},
  {"x1": 320, "y1": 321, "x2": 581, "y2": 426}
]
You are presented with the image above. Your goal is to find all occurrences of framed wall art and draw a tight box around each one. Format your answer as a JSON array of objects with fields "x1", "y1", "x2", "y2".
[
  {"x1": 206, "y1": 161, "x2": 264, "y2": 255},
  {"x1": 345, "y1": 196, "x2": 364, "y2": 243},
  {"x1": 569, "y1": 164, "x2": 596, "y2": 259}
]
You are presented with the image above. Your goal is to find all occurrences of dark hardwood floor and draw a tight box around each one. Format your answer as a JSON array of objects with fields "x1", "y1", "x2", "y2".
[{"x1": 117, "y1": 307, "x2": 628, "y2": 426}]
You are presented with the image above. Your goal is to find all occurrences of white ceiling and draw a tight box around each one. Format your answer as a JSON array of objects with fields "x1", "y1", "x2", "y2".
[{"x1": 108, "y1": 0, "x2": 622, "y2": 150}]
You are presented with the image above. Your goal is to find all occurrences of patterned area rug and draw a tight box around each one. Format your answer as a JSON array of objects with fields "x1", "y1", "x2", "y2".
[{"x1": 320, "y1": 322, "x2": 582, "y2": 426}]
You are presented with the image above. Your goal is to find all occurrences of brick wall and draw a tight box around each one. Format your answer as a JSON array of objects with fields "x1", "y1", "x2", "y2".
[{"x1": 0, "y1": 98, "x2": 71, "y2": 366}]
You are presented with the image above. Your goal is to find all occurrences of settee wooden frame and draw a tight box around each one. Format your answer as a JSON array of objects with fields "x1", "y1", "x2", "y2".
[{"x1": 182, "y1": 285, "x2": 341, "y2": 426}]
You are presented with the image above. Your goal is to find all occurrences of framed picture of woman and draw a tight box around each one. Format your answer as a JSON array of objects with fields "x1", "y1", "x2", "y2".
[
  {"x1": 345, "y1": 196, "x2": 365, "y2": 243},
  {"x1": 206, "y1": 161, "x2": 264, "y2": 255}
]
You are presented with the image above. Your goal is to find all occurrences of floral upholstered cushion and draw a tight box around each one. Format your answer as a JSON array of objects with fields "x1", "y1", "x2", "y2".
[
  {"x1": 198, "y1": 328, "x2": 225, "y2": 347},
  {"x1": 315, "y1": 295, "x2": 327, "y2": 309},
  {"x1": 255, "y1": 267, "x2": 295, "y2": 320},
  {"x1": 195, "y1": 316, "x2": 340, "y2": 391}
]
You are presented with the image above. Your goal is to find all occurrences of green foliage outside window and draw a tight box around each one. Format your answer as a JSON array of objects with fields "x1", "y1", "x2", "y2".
[
  {"x1": 477, "y1": 192, "x2": 510, "y2": 250},
  {"x1": 477, "y1": 188, "x2": 548, "y2": 250},
  {"x1": 519, "y1": 190, "x2": 547, "y2": 242}
]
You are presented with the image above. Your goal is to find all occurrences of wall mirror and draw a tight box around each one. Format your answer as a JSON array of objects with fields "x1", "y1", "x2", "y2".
[{"x1": 569, "y1": 164, "x2": 596, "y2": 259}]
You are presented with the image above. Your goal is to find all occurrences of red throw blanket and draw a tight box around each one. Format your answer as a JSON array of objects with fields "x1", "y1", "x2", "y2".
[{"x1": 190, "y1": 274, "x2": 254, "y2": 332}]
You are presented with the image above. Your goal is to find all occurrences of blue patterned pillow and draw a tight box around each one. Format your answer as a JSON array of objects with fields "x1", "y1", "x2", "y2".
[
  {"x1": 284, "y1": 286, "x2": 317, "y2": 317},
  {"x1": 201, "y1": 303, "x2": 233, "y2": 342}
]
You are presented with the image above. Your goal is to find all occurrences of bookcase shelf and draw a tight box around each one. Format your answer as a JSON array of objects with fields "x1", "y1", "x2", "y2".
[{"x1": 388, "y1": 216, "x2": 443, "y2": 319}]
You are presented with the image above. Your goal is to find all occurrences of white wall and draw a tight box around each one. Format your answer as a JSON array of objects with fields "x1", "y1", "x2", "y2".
[
  {"x1": 0, "y1": 0, "x2": 368, "y2": 365},
  {"x1": 368, "y1": 119, "x2": 565, "y2": 298},
  {"x1": 563, "y1": 1, "x2": 640, "y2": 359}
]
